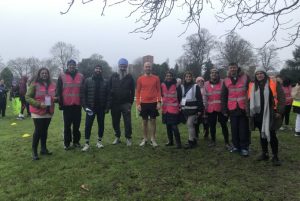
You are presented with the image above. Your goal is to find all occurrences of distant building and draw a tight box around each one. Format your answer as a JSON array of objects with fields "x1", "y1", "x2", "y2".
[{"x1": 143, "y1": 55, "x2": 154, "y2": 65}]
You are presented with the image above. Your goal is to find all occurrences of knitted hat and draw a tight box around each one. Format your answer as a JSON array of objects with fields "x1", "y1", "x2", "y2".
[
  {"x1": 67, "y1": 59, "x2": 76, "y2": 66},
  {"x1": 255, "y1": 67, "x2": 266, "y2": 74},
  {"x1": 118, "y1": 58, "x2": 128, "y2": 66}
]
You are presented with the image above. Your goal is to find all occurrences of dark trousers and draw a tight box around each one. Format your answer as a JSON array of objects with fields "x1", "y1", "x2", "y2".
[
  {"x1": 0, "y1": 98, "x2": 6, "y2": 117},
  {"x1": 283, "y1": 105, "x2": 291, "y2": 125},
  {"x1": 194, "y1": 117, "x2": 209, "y2": 139},
  {"x1": 111, "y1": 103, "x2": 132, "y2": 139},
  {"x1": 32, "y1": 118, "x2": 52, "y2": 154},
  {"x1": 166, "y1": 124, "x2": 181, "y2": 145},
  {"x1": 254, "y1": 120, "x2": 278, "y2": 156},
  {"x1": 230, "y1": 114, "x2": 250, "y2": 150},
  {"x1": 63, "y1": 106, "x2": 81, "y2": 146},
  {"x1": 85, "y1": 107, "x2": 105, "y2": 143},
  {"x1": 207, "y1": 112, "x2": 229, "y2": 143},
  {"x1": 20, "y1": 96, "x2": 30, "y2": 115}
]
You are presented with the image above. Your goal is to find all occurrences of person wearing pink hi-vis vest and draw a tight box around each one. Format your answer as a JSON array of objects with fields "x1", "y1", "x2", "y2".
[
  {"x1": 56, "y1": 59, "x2": 84, "y2": 150},
  {"x1": 203, "y1": 68, "x2": 231, "y2": 150},
  {"x1": 161, "y1": 71, "x2": 182, "y2": 149},
  {"x1": 221, "y1": 63, "x2": 250, "y2": 157},
  {"x1": 276, "y1": 75, "x2": 293, "y2": 130},
  {"x1": 25, "y1": 68, "x2": 56, "y2": 160}
]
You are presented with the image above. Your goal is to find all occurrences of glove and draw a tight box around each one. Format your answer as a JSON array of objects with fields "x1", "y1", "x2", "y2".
[{"x1": 85, "y1": 108, "x2": 94, "y2": 116}]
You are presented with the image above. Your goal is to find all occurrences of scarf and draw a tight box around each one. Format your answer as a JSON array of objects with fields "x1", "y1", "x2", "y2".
[{"x1": 250, "y1": 80, "x2": 271, "y2": 141}]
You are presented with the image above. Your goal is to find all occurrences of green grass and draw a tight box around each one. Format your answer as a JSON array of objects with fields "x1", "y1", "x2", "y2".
[{"x1": 0, "y1": 104, "x2": 300, "y2": 201}]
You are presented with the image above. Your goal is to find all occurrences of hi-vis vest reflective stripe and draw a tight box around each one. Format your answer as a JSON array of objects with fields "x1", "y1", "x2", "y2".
[
  {"x1": 61, "y1": 73, "x2": 83, "y2": 106},
  {"x1": 180, "y1": 84, "x2": 197, "y2": 110},
  {"x1": 29, "y1": 82, "x2": 56, "y2": 115},
  {"x1": 283, "y1": 86, "x2": 292, "y2": 105},
  {"x1": 248, "y1": 79, "x2": 278, "y2": 109},
  {"x1": 224, "y1": 74, "x2": 247, "y2": 110},
  {"x1": 292, "y1": 100, "x2": 300, "y2": 107},
  {"x1": 204, "y1": 80, "x2": 223, "y2": 113},
  {"x1": 161, "y1": 83, "x2": 179, "y2": 114}
]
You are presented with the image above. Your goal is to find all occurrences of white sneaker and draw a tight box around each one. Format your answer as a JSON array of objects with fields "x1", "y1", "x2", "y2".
[
  {"x1": 96, "y1": 141, "x2": 104, "y2": 148},
  {"x1": 126, "y1": 138, "x2": 132, "y2": 146},
  {"x1": 139, "y1": 139, "x2": 147, "y2": 147},
  {"x1": 112, "y1": 138, "x2": 121, "y2": 145},
  {"x1": 151, "y1": 140, "x2": 158, "y2": 147},
  {"x1": 81, "y1": 144, "x2": 90, "y2": 152},
  {"x1": 17, "y1": 114, "x2": 25, "y2": 120},
  {"x1": 279, "y1": 126, "x2": 285, "y2": 131}
]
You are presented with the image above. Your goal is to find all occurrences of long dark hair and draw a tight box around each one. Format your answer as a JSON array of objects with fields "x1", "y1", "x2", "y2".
[
  {"x1": 34, "y1": 68, "x2": 51, "y2": 85},
  {"x1": 183, "y1": 71, "x2": 194, "y2": 85}
]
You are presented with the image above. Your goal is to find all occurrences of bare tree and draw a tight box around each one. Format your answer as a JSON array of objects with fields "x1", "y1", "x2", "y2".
[
  {"x1": 0, "y1": 56, "x2": 4, "y2": 71},
  {"x1": 180, "y1": 28, "x2": 215, "y2": 75},
  {"x1": 61, "y1": 0, "x2": 300, "y2": 46},
  {"x1": 50, "y1": 41, "x2": 79, "y2": 71},
  {"x1": 7, "y1": 57, "x2": 42, "y2": 78},
  {"x1": 216, "y1": 32, "x2": 256, "y2": 69},
  {"x1": 176, "y1": 55, "x2": 189, "y2": 72},
  {"x1": 257, "y1": 45, "x2": 280, "y2": 72},
  {"x1": 40, "y1": 59, "x2": 60, "y2": 79}
]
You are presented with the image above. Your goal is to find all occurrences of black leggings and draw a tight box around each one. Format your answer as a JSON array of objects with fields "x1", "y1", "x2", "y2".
[
  {"x1": 166, "y1": 124, "x2": 181, "y2": 145},
  {"x1": 32, "y1": 118, "x2": 51, "y2": 153},
  {"x1": 254, "y1": 120, "x2": 278, "y2": 156}
]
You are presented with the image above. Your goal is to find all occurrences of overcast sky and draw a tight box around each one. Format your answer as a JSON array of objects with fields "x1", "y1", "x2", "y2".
[{"x1": 0, "y1": 0, "x2": 298, "y2": 69}]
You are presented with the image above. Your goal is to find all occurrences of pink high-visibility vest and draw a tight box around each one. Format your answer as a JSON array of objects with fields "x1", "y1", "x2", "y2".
[
  {"x1": 205, "y1": 80, "x2": 223, "y2": 113},
  {"x1": 224, "y1": 74, "x2": 247, "y2": 111},
  {"x1": 29, "y1": 82, "x2": 56, "y2": 115},
  {"x1": 61, "y1": 73, "x2": 83, "y2": 106},
  {"x1": 161, "y1": 83, "x2": 179, "y2": 114},
  {"x1": 283, "y1": 86, "x2": 292, "y2": 105}
]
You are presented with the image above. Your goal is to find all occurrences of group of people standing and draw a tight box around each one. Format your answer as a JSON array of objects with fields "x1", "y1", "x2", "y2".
[{"x1": 22, "y1": 58, "x2": 297, "y2": 166}]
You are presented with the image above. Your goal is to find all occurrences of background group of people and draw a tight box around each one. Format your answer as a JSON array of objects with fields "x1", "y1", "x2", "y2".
[{"x1": 1, "y1": 58, "x2": 298, "y2": 166}]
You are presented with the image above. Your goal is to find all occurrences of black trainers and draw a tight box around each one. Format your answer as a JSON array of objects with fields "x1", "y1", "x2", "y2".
[
  {"x1": 73, "y1": 143, "x2": 82, "y2": 148},
  {"x1": 256, "y1": 153, "x2": 269, "y2": 161},
  {"x1": 64, "y1": 145, "x2": 72, "y2": 150},
  {"x1": 40, "y1": 149, "x2": 52, "y2": 155},
  {"x1": 271, "y1": 156, "x2": 281, "y2": 166},
  {"x1": 184, "y1": 140, "x2": 195, "y2": 149},
  {"x1": 165, "y1": 142, "x2": 174, "y2": 146},
  {"x1": 240, "y1": 149, "x2": 249, "y2": 157},
  {"x1": 32, "y1": 154, "x2": 40, "y2": 161}
]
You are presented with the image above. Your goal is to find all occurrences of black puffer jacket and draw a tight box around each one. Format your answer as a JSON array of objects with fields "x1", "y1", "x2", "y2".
[
  {"x1": 109, "y1": 73, "x2": 135, "y2": 105},
  {"x1": 80, "y1": 75, "x2": 110, "y2": 111}
]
